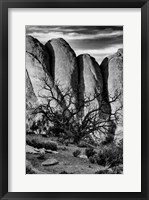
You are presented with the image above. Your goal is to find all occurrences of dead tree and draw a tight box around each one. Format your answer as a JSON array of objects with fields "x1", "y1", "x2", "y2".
[{"x1": 31, "y1": 76, "x2": 122, "y2": 144}]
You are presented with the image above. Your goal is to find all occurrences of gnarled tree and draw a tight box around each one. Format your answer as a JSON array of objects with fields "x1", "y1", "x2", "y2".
[{"x1": 31, "y1": 75, "x2": 122, "y2": 144}]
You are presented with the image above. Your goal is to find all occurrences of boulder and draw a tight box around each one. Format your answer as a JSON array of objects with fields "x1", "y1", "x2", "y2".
[
  {"x1": 26, "y1": 36, "x2": 56, "y2": 106},
  {"x1": 45, "y1": 38, "x2": 78, "y2": 109},
  {"x1": 108, "y1": 49, "x2": 123, "y2": 126},
  {"x1": 26, "y1": 145, "x2": 39, "y2": 154},
  {"x1": 41, "y1": 158, "x2": 59, "y2": 166},
  {"x1": 26, "y1": 35, "x2": 51, "y2": 74},
  {"x1": 78, "y1": 154, "x2": 88, "y2": 159},
  {"x1": 77, "y1": 54, "x2": 110, "y2": 118},
  {"x1": 99, "y1": 49, "x2": 123, "y2": 139},
  {"x1": 45, "y1": 149, "x2": 59, "y2": 154}
]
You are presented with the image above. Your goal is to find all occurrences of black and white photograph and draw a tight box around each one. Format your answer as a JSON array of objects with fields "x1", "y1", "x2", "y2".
[{"x1": 26, "y1": 26, "x2": 123, "y2": 174}]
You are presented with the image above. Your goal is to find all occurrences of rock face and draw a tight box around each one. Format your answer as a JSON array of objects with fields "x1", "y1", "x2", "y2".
[
  {"x1": 77, "y1": 54, "x2": 102, "y2": 114},
  {"x1": 108, "y1": 49, "x2": 123, "y2": 125},
  {"x1": 26, "y1": 35, "x2": 123, "y2": 142},
  {"x1": 45, "y1": 38, "x2": 78, "y2": 108},
  {"x1": 77, "y1": 54, "x2": 110, "y2": 119},
  {"x1": 26, "y1": 36, "x2": 54, "y2": 105},
  {"x1": 26, "y1": 35, "x2": 51, "y2": 74},
  {"x1": 98, "y1": 49, "x2": 123, "y2": 139},
  {"x1": 26, "y1": 69, "x2": 38, "y2": 109}
]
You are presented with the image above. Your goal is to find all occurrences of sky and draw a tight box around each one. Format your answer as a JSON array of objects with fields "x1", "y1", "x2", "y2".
[{"x1": 26, "y1": 26, "x2": 123, "y2": 65}]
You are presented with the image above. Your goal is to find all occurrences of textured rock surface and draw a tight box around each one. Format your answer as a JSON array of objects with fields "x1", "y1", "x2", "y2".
[
  {"x1": 45, "y1": 38, "x2": 78, "y2": 108},
  {"x1": 108, "y1": 49, "x2": 123, "y2": 123},
  {"x1": 26, "y1": 35, "x2": 51, "y2": 74},
  {"x1": 26, "y1": 145, "x2": 39, "y2": 154},
  {"x1": 41, "y1": 158, "x2": 59, "y2": 166},
  {"x1": 78, "y1": 154, "x2": 88, "y2": 159},
  {"x1": 99, "y1": 49, "x2": 123, "y2": 139},
  {"x1": 26, "y1": 69, "x2": 38, "y2": 109},
  {"x1": 26, "y1": 36, "x2": 54, "y2": 105},
  {"x1": 77, "y1": 54, "x2": 110, "y2": 118}
]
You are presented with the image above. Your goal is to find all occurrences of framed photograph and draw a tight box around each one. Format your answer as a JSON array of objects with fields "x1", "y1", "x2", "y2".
[{"x1": 0, "y1": 0, "x2": 148, "y2": 199}]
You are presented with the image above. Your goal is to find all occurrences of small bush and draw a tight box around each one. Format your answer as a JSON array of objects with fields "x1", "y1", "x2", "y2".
[
  {"x1": 64, "y1": 140, "x2": 69, "y2": 146},
  {"x1": 95, "y1": 165, "x2": 123, "y2": 174},
  {"x1": 38, "y1": 154, "x2": 45, "y2": 160},
  {"x1": 58, "y1": 137, "x2": 65, "y2": 144},
  {"x1": 73, "y1": 149, "x2": 81, "y2": 157},
  {"x1": 89, "y1": 156, "x2": 96, "y2": 164},
  {"x1": 26, "y1": 135, "x2": 57, "y2": 151},
  {"x1": 112, "y1": 165, "x2": 123, "y2": 174},
  {"x1": 95, "y1": 141, "x2": 123, "y2": 167},
  {"x1": 85, "y1": 147, "x2": 96, "y2": 158}
]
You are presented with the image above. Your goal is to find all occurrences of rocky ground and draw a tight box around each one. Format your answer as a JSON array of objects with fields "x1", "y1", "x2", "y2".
[{"x1": 26, "y1": 144, "x2": 106, "y2": 174}]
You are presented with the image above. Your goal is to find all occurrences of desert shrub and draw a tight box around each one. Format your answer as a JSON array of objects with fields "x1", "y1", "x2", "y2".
[
  {"x1": 58, "y1": 145, "x2": 68, "y2": 151},
  {"x1": 77, "y1": 141, "x2": 87, "y2": 148},
  {"x1": 112, "y1": 165, "x2": 123, "y2": 174},
  {"x1": 95, "y1": 165, "x2": 123, "y2": 174},
  {"x1": 38, "y1": 154, "x2": 45, "y2": 160},
  {"x1": 89, "y1": 156, "x2": 96, "y2": 164},
  {"x1": 85, "y1": 147, "x2": 96, "y2": 158},
  {"x1": 38, "y1": 149, "x2": 46, "y2": 160},
  {"x1": 73, "y1": 149, "x2": 81, "y2": 157},
  {"x1": 64, "y1": 140, "x2": 69, "y2": 146},
  {"x1": 26, "y1": 160, "x2": 35, "y2": 174},
  {"x1": 59, "y1": 170, "x2": 68, "y2": 174},
  {"x1": 95, "y1": 169, "x2": 112, "y2": 174},
  {"x1": 58, "y1": 137, "x2": 65, "y2": 144},
  {"x1": 95, "y1": 140, "x2": 123, "y2": 167},
  {"x1": 26, "y1": 135, "x2": 57, "y2": 151}
]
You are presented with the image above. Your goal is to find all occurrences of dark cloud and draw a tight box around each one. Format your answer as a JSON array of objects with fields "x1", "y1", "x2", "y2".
[
  {"x1": 68, "y1": 35, "x2": 123, "y2": 51},
  {"x1": 26, "y1": 25, "x2": 123, "y2": 34}
]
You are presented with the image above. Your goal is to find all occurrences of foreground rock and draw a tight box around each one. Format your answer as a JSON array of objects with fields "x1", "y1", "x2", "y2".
[
  {"x1": 78, "y1": 154, "x2": 88, "y2": 159},
  {"x1": 26, "y1": 145, "x2": 39, "y2": 154},
  {"x1": 41, "y1": 158, "x2": 59, "y2": 166},
  {"x1": 45, "y1": 149, "x2": 59, "y2": 154}
]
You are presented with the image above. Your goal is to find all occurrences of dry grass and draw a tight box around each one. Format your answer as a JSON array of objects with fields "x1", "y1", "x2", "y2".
[{"x1": 26, "y1": 134, "x2": 58, "y2": 151}]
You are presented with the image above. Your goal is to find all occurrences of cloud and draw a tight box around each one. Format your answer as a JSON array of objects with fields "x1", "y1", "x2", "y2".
[{"x1": 26, "y1": 29, "x2": 123, "y2": 44}]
